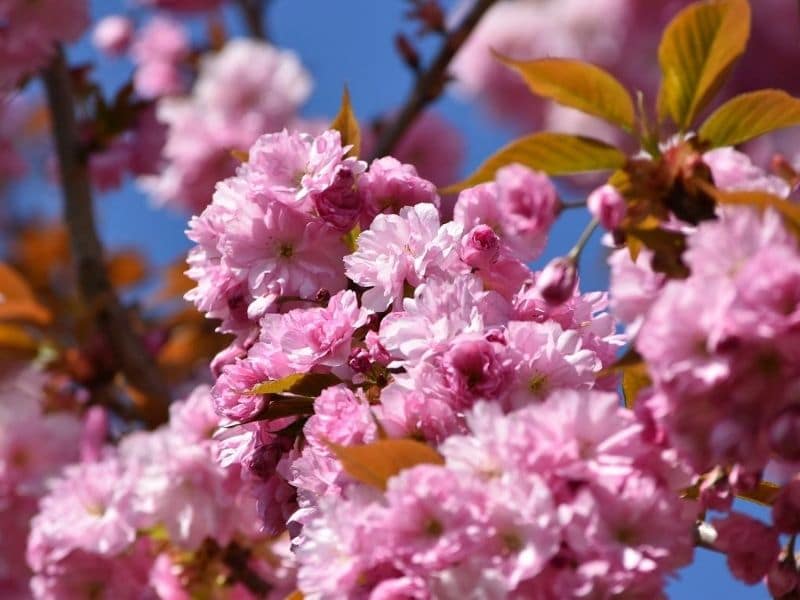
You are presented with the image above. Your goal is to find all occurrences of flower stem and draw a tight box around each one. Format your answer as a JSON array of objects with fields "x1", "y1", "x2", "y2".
[
  {"x1": 236, "y1": 0, "x2": 269, "y2": 41},
  {"x1": 567, "y1": 218, "x2": 599, "y2": 262}
]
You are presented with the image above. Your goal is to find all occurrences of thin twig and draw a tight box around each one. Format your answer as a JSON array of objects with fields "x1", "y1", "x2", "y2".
[
  {"x1": 42, "y1": 47, "x2": 170, "y2": 427},
  {"x1": 236, "y1": 0, "x2": 269, "y2": 41},
  {"x1": 567, "y1": 218, "x2": 599, "y2": 261},
  {"x1": 559, "y1": 199, "x2": 587, "y2": 211},
  {"x1": 369, "y1": 0, "x2": 498, "y2": 160}
]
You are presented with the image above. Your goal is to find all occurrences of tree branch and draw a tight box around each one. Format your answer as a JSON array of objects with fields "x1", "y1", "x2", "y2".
[
  {"x1": 369, "y1": 0, "x2": 498, "y2": 161},
  {"x1": 221, "y1": 542, "x2": 271, "y2": 596},
  {"x1": 236, "y1": 0, "x2": 269, "y2": 41},
  {"x1": 42, "y1": 47, "x2": 170, "y2": 427}
]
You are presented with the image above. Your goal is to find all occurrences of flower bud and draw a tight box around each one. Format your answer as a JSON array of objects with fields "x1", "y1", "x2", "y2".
[
  {"x1": 767, "y1": 559, "x2": 800, "y2": 598},
  {"x1": 769, "y1": 406, "x2": 800, "y2": 462},
  {"x1": 459, "y1": 225, "x2": 501, "y2": 270},
  {"x1": 348, "y1": 347, "x2": 372, "y2": 373},
  {"x1": 312, "y1": 166, "x2": 363, "y2": 231},
  {"x1": 92, "y1": 16, "x2": 134, "y2": 56},
  {"x1": 536, "y1": 257, "x2": 577, "y2": 306},
  {"x1": 772, "y1": 478, "x2": 800, "y2": 533},
  {"x1": 587, "y1": 184, "x2": 626, "y2": 230}
]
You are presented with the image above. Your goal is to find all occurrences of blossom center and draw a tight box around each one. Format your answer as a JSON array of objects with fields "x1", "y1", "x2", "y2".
[{"x1": 424, "y1": 518, "x2": 444, "y2": 537}]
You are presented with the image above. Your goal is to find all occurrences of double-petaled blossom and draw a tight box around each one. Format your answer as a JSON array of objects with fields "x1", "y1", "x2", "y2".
[
  {"x1": 608, "y1": 148, "x2": 800, "y2": 487},
  {"x1": 181, "y1": 125, "x2": 655, "y2": 598},
  {"x1": 143, "y1": 41, "x2": 313, "y2": 212},
  {"x1": 0, "y1": 367, "x2": 81, "y2": 596},
  {"x1": 453, "y1": 163, "x2": 559, "y2": 263},
  {"x1": 26, "y1": 386, "x2": 294, "y2": 598},
  {"x1": 295, "y1": 391, "x2": 694, "y2": 597},
  {"x1": 344, "y1": 203, "x2": 453, "y2": 312}
]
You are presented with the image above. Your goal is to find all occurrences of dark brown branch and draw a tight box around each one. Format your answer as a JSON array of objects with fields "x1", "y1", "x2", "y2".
[
  {"x1": 369, "y1": 0, "x2": 498, "y2": 161},
  {"x1": 236, "y1": 0, "x2": 269, "y2": 41},
  {"x1": 221, "y1": 542, "x2": 271, "y2": 597},
  {"x1": 42, "y1": 47, "x2": 170, "y2": 428}
]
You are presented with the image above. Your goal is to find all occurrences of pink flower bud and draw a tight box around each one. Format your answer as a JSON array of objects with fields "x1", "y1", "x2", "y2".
[
  {"x1": 713, "y1": 512, "x2": 780, "y2": 584},
  {"x1": 769, "y1": 406, "x2": 800, "y2": 461},
  {"x1": 587, "y1": 184, "x2": 626, "y2": 230},
  {"x1": 536, "y1": 257, "x2": 577, "y2": 306},
  {"x1": 92, "y1": 16, "x2": 134, "y2": 56},
  {"x1": 772, "y1": 478, "x2": 800, "y2": 533},
  {"x1": 348, "y1": 347, "x2": 372, "y2": 373},
  {"x1": 459, "y1": 224, "x2": 501, "y2": 270},
  {"x1": 312, "y1": 166, "x2": 363, "y2": 231},
  {"x1": 767, "y1": 560, "x2": 800, "y2": 598},
  {"x1": 134, "y1": 60, "x2": 184, "y2": 99}
]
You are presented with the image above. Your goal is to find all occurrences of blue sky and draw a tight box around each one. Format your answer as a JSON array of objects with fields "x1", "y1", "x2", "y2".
[{"x1": 15, "y1": 0, "x2": 773, "y2": 596}]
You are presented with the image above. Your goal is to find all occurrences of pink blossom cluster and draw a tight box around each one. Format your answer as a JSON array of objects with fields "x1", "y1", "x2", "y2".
[
  {"x1": 26, "y1": 385, "x2": 296, "y2": 599},
  {"x1": 294, "y1": 391, "x2": 695, "y2": 597},
  {"x1": 610, "y1": 148, "x2": 800, "y2": 477},
  {"x1": 141, "y1": 38, "x2": 313, "y2": 212},
  {"x1": 130, "y1": 16, "x2": 191, "y2": 100},
  {"x1": 183, "y1": 127, "x2": 640, "y2": 595},
  {"x1": 0, "y1": 366, "x2": 81, "y2": 597},
  {"x1": 0, "y1": 0, "x2": 89, "y2": 90},
  {"x1": 83, "y1": 16, "x2": 187, "y2": 193},
  {"x1": 683, "y1": 477, "x2": 800, "y2": 589}
]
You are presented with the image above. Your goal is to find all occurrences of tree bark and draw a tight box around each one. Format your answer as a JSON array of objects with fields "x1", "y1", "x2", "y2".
[{"x1": 42, "y1": 47, "x2": 170, "y2": 427}]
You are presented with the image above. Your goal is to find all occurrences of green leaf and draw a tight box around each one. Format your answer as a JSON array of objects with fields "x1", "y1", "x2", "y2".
[
  {"x1": 330, "y1": 86, "x2": 361, "y2": 158},
  {"x1": 329, "y1": 439, "x2": 445, "y2": 490},
  {"x1": 622, "y1": 363, "x2": 652, "y2": 409},
  {"x1": 139, "y1": 524, "x2": 171, "y2": 542},
  {"x1": 495, "y1": 54, "x2": 635, "y2": 132},
  {"x1": 230, "y1": 149, "x2": 249, "y2": 163},
  {"x1": 0, "y1": 262, "x2": 52, "y2": 326},
  {"x1": 704, "y1": 186, "x2": 800, "y2": 237},
  {"x1": 263, "y1": 397, "x2": 316, "y2": 419},
  {"x1": 737, "y1": 481, "x2": 781, "y2": 507},
  {"x1": 342, "y1": 223, "x2": 361, "y2": 253},
  {"x1": 699, "y1": 89, "x2": 800, "y2": 147},
  {"x1": 597, "y1": 347, "x2": 644, "y2": 377},
  {"x1": 251, "y1": 373, "x2": 307, "y2": 395},
  {"x1": 251, "y1": 372, "x2": 341, "y2": 397},
  {"x1": 657, "y1": 0, "x2": 750, "y2": 129},
  {"x1": 597, "y1": 348, "x2": 650, "y2": 409},
  {"x1": 441, "y1": 133, "x2": 626, "y2": 194},
  {"x1": 626, "y1": 227, "x2": 689, "y2": 278}
]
